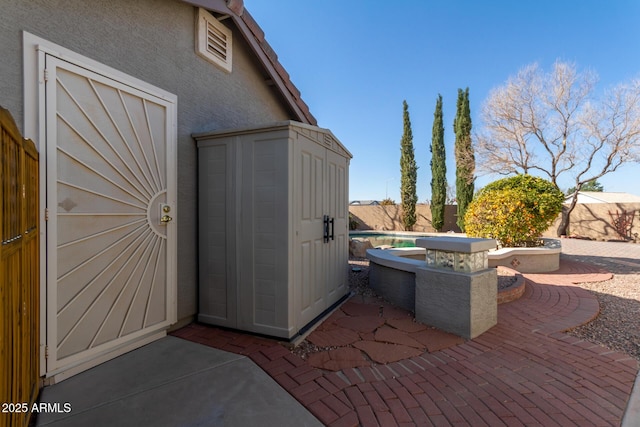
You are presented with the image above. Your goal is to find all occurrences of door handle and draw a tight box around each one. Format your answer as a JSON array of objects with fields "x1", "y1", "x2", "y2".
[
  {"x1": 323, "y1": 215, "x2": 330, "y2": 243},
  {"x1": 160, "y1": 204, "x2": 172, "y2": 224},
  {"x1": 330, "y1": 217, "x2": 335, "y2": 241}
]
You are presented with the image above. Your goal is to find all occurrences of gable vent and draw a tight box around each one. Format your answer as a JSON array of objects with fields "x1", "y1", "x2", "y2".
[
  {"x1": 207, "y1": 21, "x2": 228, "y2": 61},
  {"x1": 324, "y1": 133, "x2": 335, "y2": 147},
  {"x1": 197, "y1": 8, "x2": 233, "y2": 73}
]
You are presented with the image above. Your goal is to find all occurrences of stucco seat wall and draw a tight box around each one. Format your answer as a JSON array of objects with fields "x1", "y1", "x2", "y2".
[
  {"x1": 368, "y1": 263, "x2": 416, "y2": 312},
  {"x1": 488, "y1": 239, "x2": 561, "y2": 273},
  {"x1": 366, "y1": 248, "x2": 425, "y2": 312}
]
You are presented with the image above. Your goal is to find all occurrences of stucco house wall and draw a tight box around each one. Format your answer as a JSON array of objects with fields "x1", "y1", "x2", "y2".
[{"x1": 1, "y1": 0, "x2": 302, "y2": 322}]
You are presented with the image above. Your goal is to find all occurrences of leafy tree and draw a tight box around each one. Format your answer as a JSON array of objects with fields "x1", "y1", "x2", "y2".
[
  {"x1": 465, "y1": 175, "x2": 564, "y2": 247},
  {"x1": 400, "y1": 100, "x2": 418, "y2": 231},
  {"x1": 454, "y1": 88, "x2": 475, "y2": 231},
  {"x1": 380, "y1": 198, "x2": 396, "y2": 206},
  {"x1": 430, "y1": 95, "x2": 446, "y2": 231},
  {"x1": 475, "y1": 61, "x2": 640, "y2": 235},
  {"x1": 567, "y1": 179, "x2": 604, "y2": 195}
]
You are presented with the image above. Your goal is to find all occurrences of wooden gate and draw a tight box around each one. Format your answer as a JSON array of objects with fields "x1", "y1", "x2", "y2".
[{"x1": 1, "y1": 106, "x2": 40, "y2": 427}]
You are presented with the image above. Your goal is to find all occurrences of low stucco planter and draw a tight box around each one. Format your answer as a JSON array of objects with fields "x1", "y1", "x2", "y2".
[
  {"x1": 367, "y1": 237, "x2": 498, "y2": 339},
  {"x1": 367, "y1": 248, "x2": 526, "y2": 306},
  {"x1": 487, "y1": 238, "x2": 561, "y2": 273},
  {"x1": 366, "y1": 238, "x2": 561, "y2": 274}
]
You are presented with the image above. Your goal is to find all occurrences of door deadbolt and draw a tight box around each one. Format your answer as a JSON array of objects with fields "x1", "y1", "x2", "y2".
[{"x1": 160, "y1": 204, "x2": 172, "y2": 224}]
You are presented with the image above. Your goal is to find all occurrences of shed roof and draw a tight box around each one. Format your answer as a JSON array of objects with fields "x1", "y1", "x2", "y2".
[
  {"x1": 565, "y1": 191, "x2": 640, "y2": 204},
  {"x1": 350, "y1": 200, "x2": 381, "y2": 206},
  {"x1": 181, "y1": 0, "x2": 316, "y2": 125},
  {"x1": 193, "y1": 120, "x2": 352, "y2": 159}
]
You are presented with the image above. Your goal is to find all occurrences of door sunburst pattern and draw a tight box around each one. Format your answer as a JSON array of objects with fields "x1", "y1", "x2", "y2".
[{"x1": 48, "y1": 61, "x2": 175, "y2": 362}]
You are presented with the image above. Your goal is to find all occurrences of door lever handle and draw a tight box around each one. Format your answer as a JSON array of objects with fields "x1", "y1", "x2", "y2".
[{"x1": 160, "y1": 214, "x2": 173, "y2": 223}]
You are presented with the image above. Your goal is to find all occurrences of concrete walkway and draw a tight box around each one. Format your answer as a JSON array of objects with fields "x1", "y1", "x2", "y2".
[
  {"x1": 175, "y1": 239, "x2": 640, "y2": 426},
  {"x1": 35, "y1": 337, "x2": 322, "y2": 426}
]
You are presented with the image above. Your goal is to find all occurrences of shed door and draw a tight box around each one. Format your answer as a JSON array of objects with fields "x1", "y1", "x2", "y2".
[
  {"x1": 325, "y1": 149, "x2": 348, "y2": 305},
  {"x1": 44, "y1": 55, "x2": 177, "y2": 377},
  {"x1": 295, "y1": 138, "x2": 327, "y2": 327}
]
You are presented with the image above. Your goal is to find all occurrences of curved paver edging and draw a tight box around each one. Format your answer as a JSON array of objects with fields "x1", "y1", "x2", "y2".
[
  {"x1": 497, "y1": 266, "x2": 525, "y2": 304},
  {"x1": 516, "y1": 258, "x2": 610, "y2": 335}
]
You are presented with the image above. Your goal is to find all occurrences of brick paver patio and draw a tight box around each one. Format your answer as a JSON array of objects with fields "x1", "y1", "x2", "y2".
[{"x1": 173, "y1": 240, "x2": 639, "y2": 426}]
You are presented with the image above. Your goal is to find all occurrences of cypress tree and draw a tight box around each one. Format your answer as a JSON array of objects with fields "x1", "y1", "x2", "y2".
[
  {"x1": 400, "y1": 100, "x2": 418, "y2": 231},
  {"x1": 430, "y1": 95, "x2": 446, "y2": 231},
  {"x1": 454, "y1": 88, "x2": 475, "y2": 231}
]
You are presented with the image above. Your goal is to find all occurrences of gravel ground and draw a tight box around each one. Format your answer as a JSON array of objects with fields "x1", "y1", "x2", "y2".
[
  {"x1": 557, "y1": 241, "x2": 640, "y2": 362},
  {"x1": 348, "y1": 257, "x2": 374, "y2": 296},
  {"x1": 566, "y1": 272, "x2": 640, "y2": 361}
]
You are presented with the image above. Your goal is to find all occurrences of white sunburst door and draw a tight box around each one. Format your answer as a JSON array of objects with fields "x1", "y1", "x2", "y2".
[{"x1": 43, "y1": 54, "x2": 177, "y2": 379}]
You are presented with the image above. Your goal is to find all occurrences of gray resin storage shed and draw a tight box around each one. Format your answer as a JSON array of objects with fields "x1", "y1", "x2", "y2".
[{"x1": 195, "y1": 121, "x2": 352, "y2": 338}]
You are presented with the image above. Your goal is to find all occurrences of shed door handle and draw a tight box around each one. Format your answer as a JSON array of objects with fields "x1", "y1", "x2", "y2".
[
  {"x1": 323, "y1": 215, "x2": 329, "y2": 243},
  {"x1": 329, "y1": 217, "x2": 334, "y2": 241}
]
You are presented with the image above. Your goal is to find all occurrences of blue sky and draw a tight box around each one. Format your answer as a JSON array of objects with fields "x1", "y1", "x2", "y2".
[{"x1": 246, "y1": 1, "x2": 640, "y2": 202}]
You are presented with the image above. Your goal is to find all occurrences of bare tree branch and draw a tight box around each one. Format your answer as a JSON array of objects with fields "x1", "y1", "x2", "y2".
[{"x1": 475, "y1": 61, "x2": 640, "y2": 236}]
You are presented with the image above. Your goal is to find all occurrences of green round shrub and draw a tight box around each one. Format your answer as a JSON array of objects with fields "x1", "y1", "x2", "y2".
[{"x1": 464, "y1": 175, "x2": 564, "y2": 247}]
